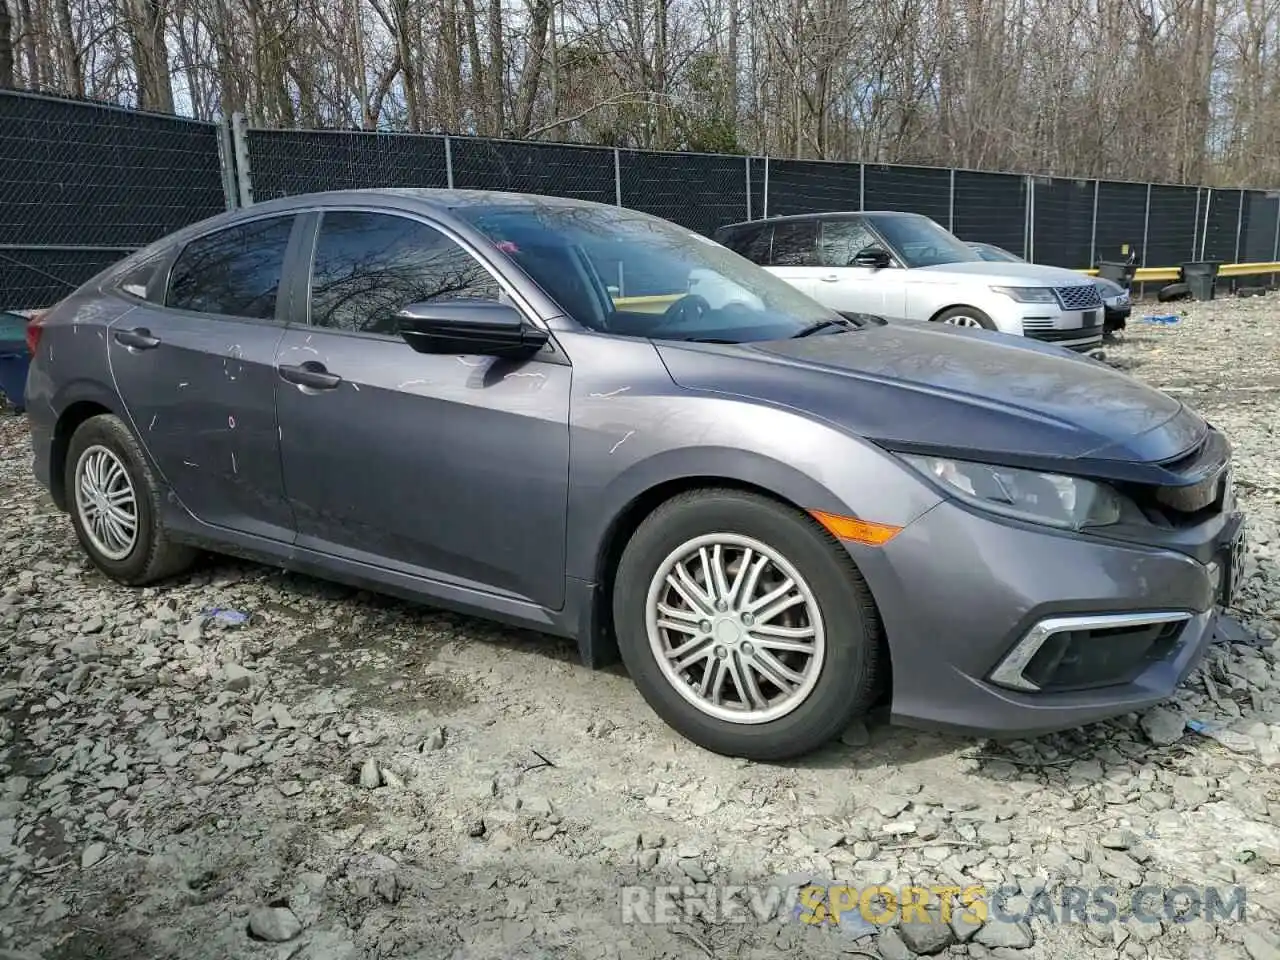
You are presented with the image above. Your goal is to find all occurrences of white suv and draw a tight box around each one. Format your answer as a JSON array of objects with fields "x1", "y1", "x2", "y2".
[{"x1": 714, "y1": 212, "x2": 1104, "y2": 352}]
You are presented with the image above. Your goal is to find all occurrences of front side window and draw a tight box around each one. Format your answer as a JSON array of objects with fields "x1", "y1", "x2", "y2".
[
  {"x1": 769, "y1": 220, "x2": 819, "y2": 266},
  {"x1": 309, "y1": 211, "x2": 502, "y2": 336},
  {"x1": 456, "y1": 201, "x2": 841, "y2": 344},
  {"x1": 865, "y1": 214, "x2": 982, "y2": 268},
  {"x1": 818, "y1": 219, "x2": 880, "y2": 268},
  {"x1": 166, "y1": 216, "x2": 295, "y2": 319}
]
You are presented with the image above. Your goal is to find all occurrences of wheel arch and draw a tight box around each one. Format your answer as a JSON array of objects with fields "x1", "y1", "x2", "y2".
[
  {"x1": 47, "y1": 383, "x2": 126, "y2": 511},
  {"x1": 576, "y1": 445, "x2": 897, "y2": 678},
  {"x1": 927, "y1": 303, "x2": 988, "y2": 324}
]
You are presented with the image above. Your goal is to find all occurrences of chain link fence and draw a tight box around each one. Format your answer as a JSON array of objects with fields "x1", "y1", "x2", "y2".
[
  {"x1": 0, "y1": 90, "x2": 230, "y2": 310},
  {"x1": 4, "y1": 88, "x2": 1279, "y2": 311}
]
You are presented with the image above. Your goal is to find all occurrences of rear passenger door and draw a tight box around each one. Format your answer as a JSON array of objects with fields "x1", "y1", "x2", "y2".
[
  {"x1": 763, "y1": 220, "x2": 820, "y2": 297},
  {"x1": 105, "y1": 215, "x2": 300, "y2": 542}
]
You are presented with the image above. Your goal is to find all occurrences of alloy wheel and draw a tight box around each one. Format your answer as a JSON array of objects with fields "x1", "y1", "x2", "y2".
[
  {"x1": 74, "y1": 445, "x2": 139, "y2": 561},
  {"x1": 644, "y1": 533, "x2": 826, "y2": 724}
]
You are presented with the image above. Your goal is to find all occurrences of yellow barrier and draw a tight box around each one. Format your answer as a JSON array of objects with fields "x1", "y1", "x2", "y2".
[{"x1": 1078, "y1": 262, "x2": 1280, "y2": 283}]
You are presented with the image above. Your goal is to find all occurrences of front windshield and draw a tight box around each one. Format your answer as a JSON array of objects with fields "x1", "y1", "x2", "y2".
[
  {"x1": 971, "y1": 243, "x2": 1023, "y2": 263},
  {"x1": 866, "y1": 214, "x2": 984, "y2": 268},
  {"x1": 455, "y1": 202, "x2": 841, "y2": 343}
]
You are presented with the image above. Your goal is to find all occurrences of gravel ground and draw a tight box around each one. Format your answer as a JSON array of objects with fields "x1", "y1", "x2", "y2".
[{"x1": 2, "y1": 295, "x2": 1280, "y2": 960}]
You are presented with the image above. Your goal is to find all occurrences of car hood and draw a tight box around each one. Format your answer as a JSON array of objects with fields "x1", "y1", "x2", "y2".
[
  {"x1": 914, "y1": 260, "x2": 1097, "y2": 286},
  {"x1": 656, "y1": 322, "x2": 1206, "y2": 470}
]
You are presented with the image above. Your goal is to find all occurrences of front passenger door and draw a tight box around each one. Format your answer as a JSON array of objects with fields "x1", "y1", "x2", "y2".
[
  {"x1": 813, "y1": 218, "x2": 890, "y2": 315},
  {"x1": 273, "y1": 209, "x2": 572, "y2": 611}
]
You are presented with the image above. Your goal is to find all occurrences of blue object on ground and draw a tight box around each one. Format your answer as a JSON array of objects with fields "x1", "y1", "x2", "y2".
[
  {"x1": 0, "y1": 312, "x2": 30, "y2": 412},
  {"x1": 1143, "y1": 314, "x2": 1179, "y2": 325}
]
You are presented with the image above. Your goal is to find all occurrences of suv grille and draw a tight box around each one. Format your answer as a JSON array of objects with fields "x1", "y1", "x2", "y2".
[{"x1": 1055, "y1": 285, "x2": 1103, "y2": 310}]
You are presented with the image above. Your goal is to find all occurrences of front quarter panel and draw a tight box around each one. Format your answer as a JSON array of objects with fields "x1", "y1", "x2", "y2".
[{"x1": 559, "y1": 331, "x2": 945, "y2": 582}]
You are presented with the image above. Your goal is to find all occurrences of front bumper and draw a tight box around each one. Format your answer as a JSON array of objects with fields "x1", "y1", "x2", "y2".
[
  {"x1": 990, "y1": 300, "x2": 1105, "y2": 351},
  {"x1": 845, "y1": 497, "x2": 1232, "y2": 738}
]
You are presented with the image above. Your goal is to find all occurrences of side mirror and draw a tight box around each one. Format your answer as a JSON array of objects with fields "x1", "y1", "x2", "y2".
[
  {"x1": 851, "y1": 247, "x2": 891, "y2": 269},
  {"x1": 395, "y1": 300, "x2": 549, "y2": 359}
]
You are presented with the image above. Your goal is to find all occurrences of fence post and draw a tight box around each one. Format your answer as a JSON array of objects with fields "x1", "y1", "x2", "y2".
[
  {"x1": 1191, "y1": 187, "x2": 1201, "y2": 260},
  {"x1": 744, "y1": 156, "x2": 752, "y2": 220},
  {"x1": 762, "y1": 157, "x2": 769, "y2": 219},
  {"x1": 1141, "y1": 184, "x2": 1151, "y2": 267},
  {"x1": 1089, "y1": 179, "x2": 1099, "y2": 266},
  {"x1": 444, "y1": 136, "x2": 455, "y2": 189},
  {"x1": 858, "y1": 163, "x2": 865, "y2": 212},
  {"x1": 1025, "y1": 176, "x2": 1035, "y2": 261},
  {"x1": 230, "y1": 112, "x2": 254, "y2": 207},
  {"x1": 1201, "y1": 189, "x2": 1212, "y2": 260},
  {"x1": 1233, "y1": 189, "x2": 1244, "y2": 264},
  {"x1": 1273, "y1": 193, "x2": 1280, "y2": 264},
  {"x1": 215, "y1": 119, "x2": 239, "y2": 211},
  {"x1": 614, "y1": 148, "x2": 623, "y2": 207},
  {"x1": 948, "y1": 168, "x2": 955, "y2": 233}
]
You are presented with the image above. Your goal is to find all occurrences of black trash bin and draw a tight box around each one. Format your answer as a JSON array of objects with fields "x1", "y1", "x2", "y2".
[
  {"x1": 1097, "y1": 260, "x2": 1137, "y2": 289},
  {"x1": 1181, "y1": 261, "x2": 1222, "y2": 301}
]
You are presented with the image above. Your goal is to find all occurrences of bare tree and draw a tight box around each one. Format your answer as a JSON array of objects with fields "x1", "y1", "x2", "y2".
[{"x1": 3, "y1": 0, "x2": 1279, "y2": 186}]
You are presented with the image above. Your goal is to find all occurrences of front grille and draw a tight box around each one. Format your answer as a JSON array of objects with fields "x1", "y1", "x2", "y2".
[
  {"x1": 1055, "y1": 285, "x2": 1103, "y2": 310},
  {"x1": 1022, "y1": 620, "x2": 1185, "y2": 692}
]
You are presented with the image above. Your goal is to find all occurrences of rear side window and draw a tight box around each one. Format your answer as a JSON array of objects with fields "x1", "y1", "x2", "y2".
[
  {"x1": 309, "y1": 211, "x2": 502, "y2": 336},
  {"x1": 719, "y1": 223, "x2": 771, "y2": 264},
  {"x1": 770, "y1": 220, "x2": 818, "y2": 266},
  {"x1": 166, "y1": 216, "x2": 296, "y2": 320},
  {"x1": 114, "y1": 254, "x2": 166, "y2": 301}
]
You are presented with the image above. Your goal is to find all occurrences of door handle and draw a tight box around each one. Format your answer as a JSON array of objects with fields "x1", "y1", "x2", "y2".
[
  {"x1": 819, "y1": 275, "x2": 841, "y2": 282},
  {"x1": 113, "y1": 327, "x2": 161, "y2": 350},
  {"x1": 278, "y1": 362, "x2": 342, "y2": 390}
]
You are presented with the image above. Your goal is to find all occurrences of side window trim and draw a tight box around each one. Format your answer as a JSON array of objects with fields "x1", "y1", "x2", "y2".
[
  {"x1": 282, "y1": 210, "x2": 320, "y2": 327},
  {"x1": 162, "y1": 212, "x2": 305, "y2": 324},
  {"x1": 299, "y1": 206, "x2": 542, "y2": 339}
]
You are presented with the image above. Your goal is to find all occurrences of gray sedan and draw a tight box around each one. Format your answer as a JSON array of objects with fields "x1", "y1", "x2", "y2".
[{"x1": 25, "y1": 190, "x2": 1245, "y2": 760}]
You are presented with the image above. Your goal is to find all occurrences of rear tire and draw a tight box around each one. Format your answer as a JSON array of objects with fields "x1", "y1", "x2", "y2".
[
  {"x1": 933, "y1": 306, "x2": 996, "y2": 330},
  {"x1": 65, "y1": 413, "x2": 197, "y2": 585},
  {"x1": 612, "y1": 489, "x2": 884, "y2": 760}
]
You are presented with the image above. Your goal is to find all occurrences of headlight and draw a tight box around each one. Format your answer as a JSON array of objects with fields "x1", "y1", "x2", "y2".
[
  {"x1": 990, "y1": 286, "x2": 1058, "y2": 304},
  {"x1": 900, "y1": 455, "x2": 1123, "y2": 530}
]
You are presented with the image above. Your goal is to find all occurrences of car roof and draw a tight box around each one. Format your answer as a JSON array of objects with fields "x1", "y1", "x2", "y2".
[
  {"x1": 242, "y1": 187, "x2": 616, "y2": 217},
  {"x1": 716, "y1": 210, "x2": 927, "y2": 231},
  {"x1": 108, "y1": 188, "x2": 637, "y2": 272}
]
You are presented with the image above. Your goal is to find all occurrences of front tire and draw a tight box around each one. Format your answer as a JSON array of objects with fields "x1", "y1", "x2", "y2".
[
  {"x1": 65, "y1": 413, "x2": 197, "y2": 585},
  {"x1": 612, "y1": 489, "x2": 885, "y2": 760},
  {"x1": 933, "y1": 306, "x2": 995, "y2": 330}
]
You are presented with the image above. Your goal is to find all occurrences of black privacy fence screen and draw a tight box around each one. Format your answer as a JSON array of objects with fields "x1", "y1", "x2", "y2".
[{"x1": 3, "y1": 89, "x2": 1279, "y2": 310}]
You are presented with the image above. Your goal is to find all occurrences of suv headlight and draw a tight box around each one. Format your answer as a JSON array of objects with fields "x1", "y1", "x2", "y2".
[
  {"x1": 990, "y1": 286, "x2": 1058, "y2": 304},
  {"x1": 900, "y1": 455, "x2": 1123, "y2": 530}
]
